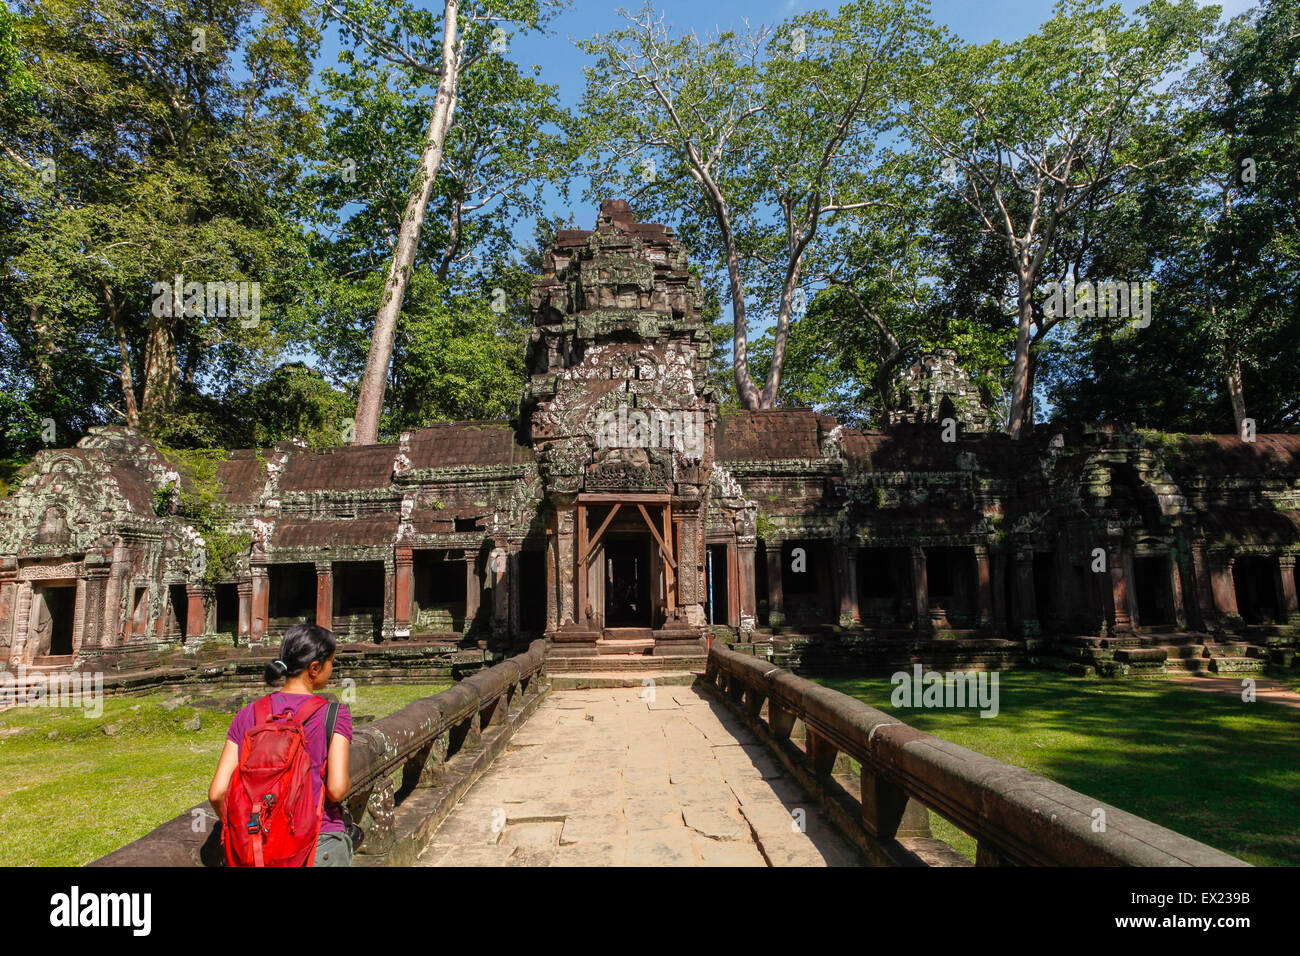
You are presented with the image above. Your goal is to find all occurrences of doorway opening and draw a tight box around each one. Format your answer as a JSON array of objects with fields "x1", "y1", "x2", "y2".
[
  {"x1": 604, "y1": 536, "x2": 652, "y2": 628},
  {"x1": 33, "y1": 584, "x2": 76, "y2": 656},
  {"x1": 1233, "y1": 556, "x2": 1279, "y2": 625},
  {"x1": 519, "y1": 549, "x2": 546, "y2": 631},
  {"x1": 1134, "y1": 555, "x2": 1174, "y2": 626},
  {"x1": 706, "y1": 544, "x2": 730, "y2": 626}
]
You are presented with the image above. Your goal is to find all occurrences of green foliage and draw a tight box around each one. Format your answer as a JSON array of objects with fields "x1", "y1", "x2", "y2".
[
  {"x1": 0, "y1": 0, "x2": 323, "y2": 444},
  {"x1": 156, "y1": 446, "x2": 252, "y2": 586},
  {"x1": 577, "y1": 0, "x2": 941, "y2": 407}
]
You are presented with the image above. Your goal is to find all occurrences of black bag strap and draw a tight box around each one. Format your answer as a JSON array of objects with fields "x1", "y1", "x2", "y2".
[{"x1": 324, "y1": 701, "x2": 340, "y2": 744}]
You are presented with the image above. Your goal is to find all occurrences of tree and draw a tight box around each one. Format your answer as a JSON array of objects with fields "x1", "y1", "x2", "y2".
[
  {"x1": 578, "y1": 0, "x2": 938, "y2": 409},
  {"x1": 321, "y1": 0, "x2": 565, "y2": 444},
  {"x1": 905, "y1": 0, "x2": 1216, "y2": 438},
  {"x1": 1040, "y1": 0, "x2": 1300, "y2": 434},
  {"x1": 0, "y1": 0, "x2": 319, "y2": 442}
]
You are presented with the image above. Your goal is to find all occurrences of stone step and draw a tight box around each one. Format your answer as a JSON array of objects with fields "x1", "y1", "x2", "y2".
[
  {"x1": 1167, "y1": 657, "x2": 1211, "y2": 674},
  {"x1": 595, "y1": 640, "x2": 654, "y2": 656},
  {"x1": 27, "y1": 655, "x2": 75, "y2": 669},
  {"x1": 550, "y1": 672, "x2": 698, "y2": 689},
  {"x1": 547, "y1": 654, "x2": 705, "y2": 673},
  {"x1": 1204, "y1": 642, "x2": 1253, "y2": 658},
  {"x1": 1209, "y1": 657, "x2": 1265, "y2": 675},
  {"x1": 603, "y1": 628, "x2": 654, "y2": 641}
]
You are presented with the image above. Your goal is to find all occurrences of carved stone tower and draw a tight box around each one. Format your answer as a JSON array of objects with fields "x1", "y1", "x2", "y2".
[{"x1": 520, "y1": 199, "x2": 719, "y2": 653}]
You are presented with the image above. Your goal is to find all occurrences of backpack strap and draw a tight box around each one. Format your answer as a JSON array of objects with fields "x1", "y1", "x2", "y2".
[
  {"x1": 324, "y1": 701, "x2": 340, "y2": 745},
  {"x1": 253, "y1": 695, "x2": 273, "y2": 726},
  {"x1": 293, "y1": 695, "x2": 329, "y2": 726}
]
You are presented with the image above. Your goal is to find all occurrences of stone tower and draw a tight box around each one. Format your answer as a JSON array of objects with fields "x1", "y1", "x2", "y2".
[{"x1": 519, "y1": 200, "x2": 721, "y2": 652}]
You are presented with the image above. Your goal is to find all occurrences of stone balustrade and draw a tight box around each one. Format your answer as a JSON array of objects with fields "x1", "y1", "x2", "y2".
[
  {"x1": 704, "y1": 644, "x2": 1248, "y2": 867},
  {"x1": 89, "y1": 639, "x2": 548, "y2": 867}
]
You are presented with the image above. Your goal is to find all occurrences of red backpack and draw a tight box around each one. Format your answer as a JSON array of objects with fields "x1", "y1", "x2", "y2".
[{"x1": 222, "y1": 695, "x2": 340, "y2": 867}]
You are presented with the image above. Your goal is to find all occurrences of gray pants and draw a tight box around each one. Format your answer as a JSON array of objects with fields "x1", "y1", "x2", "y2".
[{"x1": 314, "y1": 831, "x2": 354, "y2": 867}]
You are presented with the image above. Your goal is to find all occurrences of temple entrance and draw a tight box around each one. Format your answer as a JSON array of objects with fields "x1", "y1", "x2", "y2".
[
  {"x1": 31, "y1": 584, "x2": 76, "y2": 657},
  {"x1": 604, "y1": 536, "x2": 652, "y2": 627}
]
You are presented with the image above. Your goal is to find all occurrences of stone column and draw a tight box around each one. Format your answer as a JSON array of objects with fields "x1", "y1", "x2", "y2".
[
  {"x1": 393, "y1": 546, "x2": 412, "y2": 637},
  {"x1": 1108, "y1": 544, "x2": 1132, "y2": 632},
  {"x1": 237, "y1": 579, "x2": 253, "y2": 642},
  {"x1": 910, "y1": 546, "x2": 930, "y2": 633},
  {"x1": 10, "y1": 580, "x2": 32, "y2": 665},
  {"x1": 315, "y1": 563, "x2": 333, "y2": 631},
  {"x1": 81, "y1": 559, "x2": 109, "y2": 650},
  {"x1": 507, "y1": 545, "x2": 521, "y2": 636},
  {"x1": 1208, "y1": 555, "x2": 1239, "y2": 623},
  {"x1": 1276, "y1": 555, "x2": 1299, "y2": 623},
  {"x1": 73, "y1": 577, "x2": 87, "y2": 651},
  {"x1": 0, "y1": 559, "x2": 18, "y2": 659},
  {"x1": 545, "y1": 527, "x2": 558, "y2": 632},
  {"x1": 489, "y1": 547, "x2": 509, "y2": 633},
  {"x1": 991, "y1": 550, "x2": 1007, "y2": 627},
  {"x1": 765, "y1": 542, "x2": 784, "y2": 627},
  {"x1": 1190, "y1": 538, "x2": 1216, "y2": 627},
  {"x1": 186, "y1": 585, "x2": 207, "y2": 641},
  {"x1": 465, "y1": 552, "x2": 481, "y2": 631},
  {"x1": 383, "y1": 558, "x2": 396, "y2": 640},
  {"x1": 555, "y1": 508, "x2": 574, "y2": 627},
  {"x1": 1013, "y1": 548, "x2": 1038, "y2": 636},
  {"x1": 103, "y1": 546, "x2": 129, "y2": 647},
  {"x1": 974, "y1": 545, "x2": 994, "y2": 628},
  {"x1": 250, "y1": 566, "x2": 269, "y2": 641},
  {"x1": 1168, "y1": 551, "x2": 1188, "y2": 630},
  {"x1": 837, "y1": 545, "x2": 859, "y2": 628},
  {"x1": 737, "y1": 539, "x2": 757, "y2": 632}
]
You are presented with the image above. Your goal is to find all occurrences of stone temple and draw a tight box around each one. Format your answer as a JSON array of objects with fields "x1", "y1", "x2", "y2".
[{"x1": 3, "y1": 200, "x2": 1299, "y2": 678}]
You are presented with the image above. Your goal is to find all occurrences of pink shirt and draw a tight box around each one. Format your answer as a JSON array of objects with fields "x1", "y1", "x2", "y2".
[{"x1": 226, "y1": 692, "x2": 354, "y2": 834}]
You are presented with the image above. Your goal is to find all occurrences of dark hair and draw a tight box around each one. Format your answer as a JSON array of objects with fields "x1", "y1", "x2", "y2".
[{"x1": 264, "y1": 623, "x2": 336, "y2": 685}]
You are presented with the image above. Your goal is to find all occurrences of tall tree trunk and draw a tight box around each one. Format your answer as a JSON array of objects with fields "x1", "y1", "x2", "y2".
[
  {"x1": 101, "y1": 284, "x2": 139, "y2": 427},
  {"x1": 1225, "y1": 351, "x2": 1247, "y2": 435},
  {"x1": 142, "y1": 308, "x2": 178, "y2": 417},
  {"x1": 353, "y1": 0, "x2": 461, "y2": 445},
  {"x1": 27, "y1": 303, "x2": 56, "y2": 401},
  {"x1": 1006, "y1": 274, "x2": 1035, "y2": 439}
]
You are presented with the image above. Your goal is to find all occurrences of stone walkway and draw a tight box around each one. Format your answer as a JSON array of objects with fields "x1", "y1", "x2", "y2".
[
  {"x1": 416, "y1": 685, "x2": 864, "y2": 866},
  {"x1": 1164, "y1": 673, "x2": 1300, "y2": 710}
]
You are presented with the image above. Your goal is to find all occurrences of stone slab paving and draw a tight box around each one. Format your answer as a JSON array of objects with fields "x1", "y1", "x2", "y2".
[
  {"x1": 1163, "y1": 674, "x2": 1300, "y2": 710},
  {"x1": 416, "y1": 685, "x2": 864, "y2": 867}
]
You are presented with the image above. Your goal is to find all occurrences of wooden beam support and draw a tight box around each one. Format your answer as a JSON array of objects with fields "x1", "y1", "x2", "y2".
[
  {"x1": 636, "y1": 504, "x2": 676, "y2": 570},
  {"x1": 584, "y1": 503, "x2": 622, "y2": 566}
]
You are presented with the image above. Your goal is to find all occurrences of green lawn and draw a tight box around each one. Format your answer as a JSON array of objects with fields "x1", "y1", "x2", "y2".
[
  {"x1": 0, "y1": 681, "x2": 450, "y2": 866},
  {"x1": 814, "y1": 672, "x2": 1300, "y2": 867}
]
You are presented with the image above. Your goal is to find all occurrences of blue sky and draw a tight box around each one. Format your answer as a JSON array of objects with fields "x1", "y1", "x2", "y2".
[
  {"x1": 303, "y1": 0, "x2": 1255, "y2": 410},
  {"x1": 321, "y1": 0, "x2": 1254, "y2": 233}
]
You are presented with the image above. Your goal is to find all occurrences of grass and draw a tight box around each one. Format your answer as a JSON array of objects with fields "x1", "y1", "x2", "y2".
[
  {"x1": 0, "y1": 681, "x2": 451, "y2": 866},
  {"x1": 813, "y1": 672, "x2": 1300, "y2": 867}
]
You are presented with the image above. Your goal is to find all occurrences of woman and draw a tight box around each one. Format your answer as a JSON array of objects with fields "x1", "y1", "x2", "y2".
[{"x1": 209, "y1": 623, "x2": 354, "y2": 866}]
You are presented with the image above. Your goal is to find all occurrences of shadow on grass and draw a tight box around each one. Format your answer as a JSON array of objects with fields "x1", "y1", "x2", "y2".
[{"x1": 815, "y1": 672, "x2": 1300, "y2": 867}]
